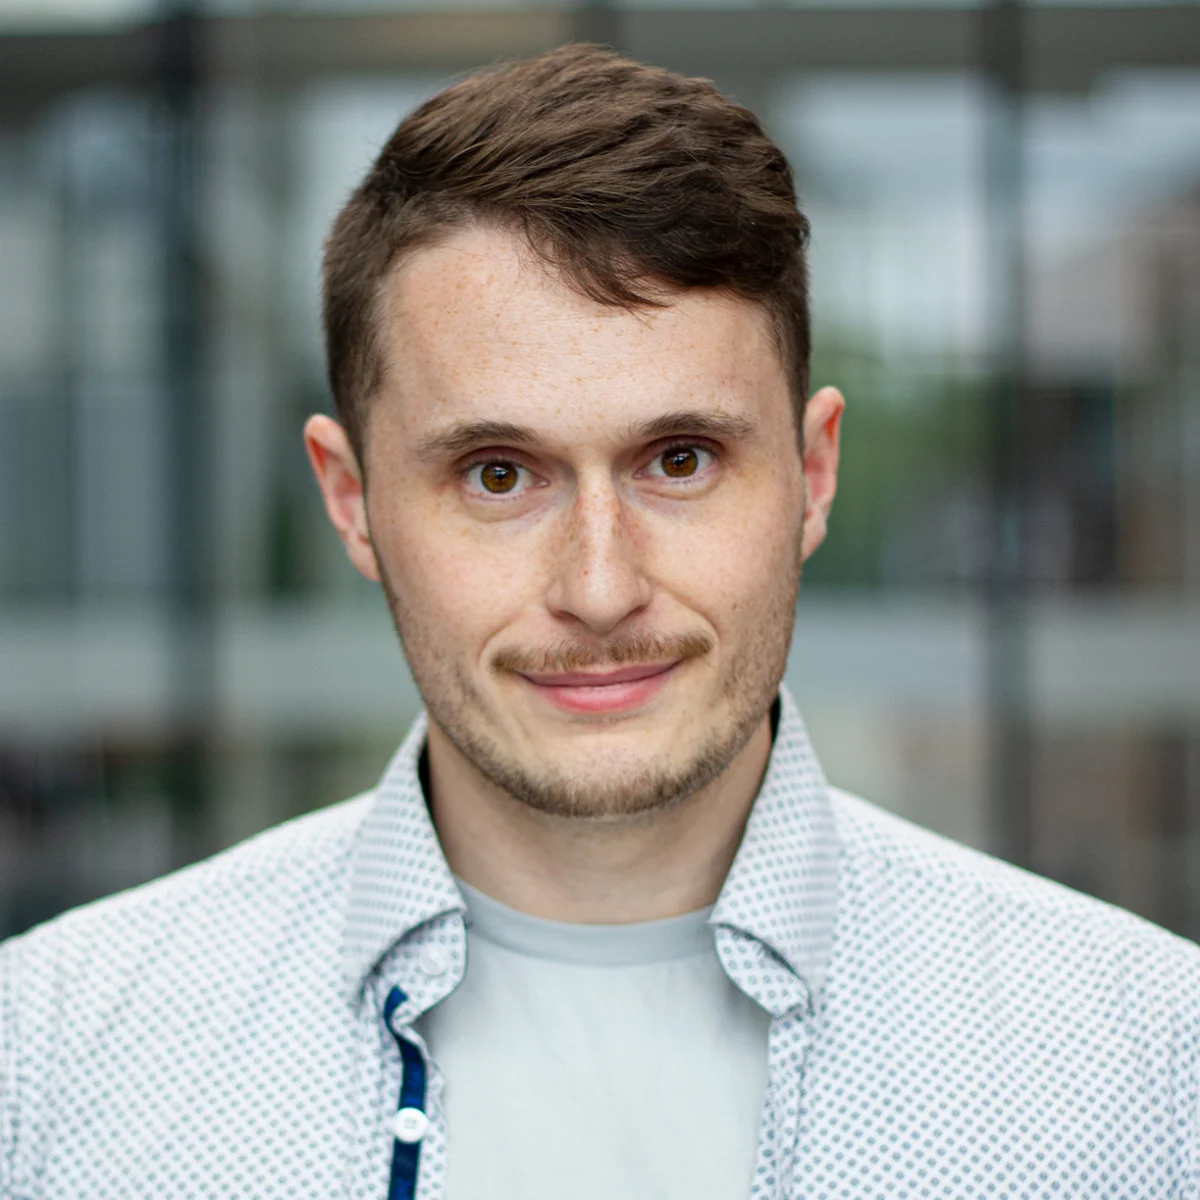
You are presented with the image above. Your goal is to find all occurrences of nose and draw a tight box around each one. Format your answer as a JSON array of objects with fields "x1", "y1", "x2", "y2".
[{"x1": 544, "y1": 477, "x2": 652, "y2": 636}]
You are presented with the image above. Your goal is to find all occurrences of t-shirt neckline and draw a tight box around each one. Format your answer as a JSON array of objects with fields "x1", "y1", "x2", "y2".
[{"x1": 457, "y1": 879, "x2": 715, "y2": 967}]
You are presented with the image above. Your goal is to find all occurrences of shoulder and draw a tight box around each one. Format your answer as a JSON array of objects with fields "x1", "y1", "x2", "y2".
[
  {"x1": 805, "y1": 787, "x2": 1200, "y2": 1184},
  {"x1": 1, "y1": 792, "x2": 373, "y2": 1027},
  {"x1": 827, "y1": 785, "x2": 1200, "y2": 1014},
  {"x1": 0, "y1": 795, "x2": 380, "y2": 1193}
]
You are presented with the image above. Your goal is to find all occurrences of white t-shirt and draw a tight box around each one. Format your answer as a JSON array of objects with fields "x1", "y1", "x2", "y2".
[{"x1": 415, "y1": 881, "x2": 771, "y2": 1200}]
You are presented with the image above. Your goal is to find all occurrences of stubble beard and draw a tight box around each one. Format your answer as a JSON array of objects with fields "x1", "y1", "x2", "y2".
[{"x1": 377, "y1": 553, "x2": 801, "y2": 822}]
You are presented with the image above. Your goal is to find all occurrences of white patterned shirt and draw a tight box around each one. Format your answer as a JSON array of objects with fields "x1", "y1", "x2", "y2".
[{"x1": 2, "y1": 689, "x2": 1199, "y2": 1199}]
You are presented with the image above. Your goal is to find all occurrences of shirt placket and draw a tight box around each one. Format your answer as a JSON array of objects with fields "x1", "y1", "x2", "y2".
[
  {"x1": 759, "y1": 1008, "x2": 814, "y2": 1199},
  {"x1": 716, "y1": 926, "x2": 815, "y2": 1200},
  {"x1": 349, "y1": 913, "x2": 465, "y2": 1200}
]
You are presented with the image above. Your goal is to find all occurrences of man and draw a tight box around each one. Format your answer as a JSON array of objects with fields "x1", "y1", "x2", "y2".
[{"x1": 2, "y1": 44, "x2": 1198, "y2": 1200}]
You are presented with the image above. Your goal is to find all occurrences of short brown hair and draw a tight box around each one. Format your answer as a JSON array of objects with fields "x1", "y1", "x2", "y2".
[{"x1": 322, "y1": 43, "x2": 811, "y2": 458}]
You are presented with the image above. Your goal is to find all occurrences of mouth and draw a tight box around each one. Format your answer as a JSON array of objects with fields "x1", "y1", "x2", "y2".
[{"x1": 518, "y1": 660, "x2": 681, "y2": 715}]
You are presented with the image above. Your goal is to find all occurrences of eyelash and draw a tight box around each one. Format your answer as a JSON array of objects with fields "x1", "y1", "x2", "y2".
[
  {"x1": 640, "y1": 442, "x2": 718, "y2": 481},
  {"x1": 459, "y1": 442, "x2": 720, "y2": 500},
  {"x1": 461, "y1": 456, "x2": 536, "y2": 499}
]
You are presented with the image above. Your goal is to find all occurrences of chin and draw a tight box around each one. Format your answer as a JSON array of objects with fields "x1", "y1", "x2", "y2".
[{"x1": 479, "y1": 719, "x2": 751, "y2": 822}]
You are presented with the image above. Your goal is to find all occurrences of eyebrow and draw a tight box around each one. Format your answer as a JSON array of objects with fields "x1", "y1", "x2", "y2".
[
  {"x1": 628, "y1": 410, "x2": 757, "y2": 443},
  {"x1": 415, "y1": 420, "x2": 540, "y2": 461},
  {"x1": 415, "y1": 409, "x2": 758, "y2": 461}
]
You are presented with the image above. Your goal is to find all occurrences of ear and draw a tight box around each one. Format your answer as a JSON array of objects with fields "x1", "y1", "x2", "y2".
[
  {"x1": 303, "y1": 414, "x2": 380, "y2": 582},
  {"x1": 799, "y1": 386, "x2": 845, "y2": 563}
]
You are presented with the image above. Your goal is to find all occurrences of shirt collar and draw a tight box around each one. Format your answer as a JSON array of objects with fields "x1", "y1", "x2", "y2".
[
  {"x1": 340, "y1": 711, "x2": 464, "y2": 1004},
  {"x1": 341, "y1": 686, "x2": 841, "y2": 1006},
  {"x1": 710, "y1": 686, "x2": 841, "y2": 1007}
]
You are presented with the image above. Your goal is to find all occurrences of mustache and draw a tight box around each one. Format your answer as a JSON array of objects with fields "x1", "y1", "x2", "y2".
[{"x1": 492, "y1": 630, "x2": 714, "y2": 676}]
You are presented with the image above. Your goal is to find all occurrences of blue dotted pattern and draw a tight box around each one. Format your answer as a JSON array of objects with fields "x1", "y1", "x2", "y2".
[{"x1": 1, "y1": 688, "x2": 1198, "y2": 1198}]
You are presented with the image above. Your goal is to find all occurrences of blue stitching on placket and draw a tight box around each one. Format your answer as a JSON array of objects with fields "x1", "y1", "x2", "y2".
[{"x1": 384, "y1": 986, "x2": 427, "y2": 1200}]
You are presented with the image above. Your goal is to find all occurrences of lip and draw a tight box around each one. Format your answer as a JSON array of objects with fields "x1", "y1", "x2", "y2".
[
  {"x1": 521, "y1": 662, "x2": 678, "y2": 688},
  {"x1": 519, "y1": 660, "x2": 680, "y2": 715}
]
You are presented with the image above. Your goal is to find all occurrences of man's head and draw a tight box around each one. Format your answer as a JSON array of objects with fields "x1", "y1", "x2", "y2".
[{"x1": 306, "y1": 45, "x2": 843, "y2": 822}]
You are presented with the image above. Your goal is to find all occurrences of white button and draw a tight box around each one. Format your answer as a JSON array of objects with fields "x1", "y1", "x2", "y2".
[
  {"x1": 392, "y1": 1107, "x2": 429, "y2": 1144},
  {"x1": 418, "y1": 947, "x2": 448, "y2": 976}
]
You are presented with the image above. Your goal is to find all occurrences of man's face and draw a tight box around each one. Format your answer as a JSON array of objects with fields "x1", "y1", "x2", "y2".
[{"x1": 309, "y1": 224, "x2": 838, "y2": 820}]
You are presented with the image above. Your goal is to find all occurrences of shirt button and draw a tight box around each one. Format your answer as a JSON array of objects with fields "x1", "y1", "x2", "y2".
[
  {"x1": 418, "y1": 947, "x2": 448, "y2": 976},
  {"x1": 392, "y1": 1107, "x2": 429, "y2": 1144}
]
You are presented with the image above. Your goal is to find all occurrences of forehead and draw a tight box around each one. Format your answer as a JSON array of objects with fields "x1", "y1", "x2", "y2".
[{"x1": 375, "y1": 224, "x2": 788, "y2": 440}]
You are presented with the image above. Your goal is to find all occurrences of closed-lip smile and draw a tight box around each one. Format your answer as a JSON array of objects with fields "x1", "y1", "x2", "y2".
[
  {"x1": 520, "y1": 662, "x2": 678, "y2": 688},
  {"x1": 518, "y1": 660, "x2": 681, "y2": 714}
]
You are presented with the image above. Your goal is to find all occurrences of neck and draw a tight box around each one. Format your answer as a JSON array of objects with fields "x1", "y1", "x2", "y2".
[{"x1": 424, "y1": 717, "x2": 773, "y2": 924}]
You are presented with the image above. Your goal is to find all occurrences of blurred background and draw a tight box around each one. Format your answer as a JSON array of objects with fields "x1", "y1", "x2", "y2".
[{"x1": 1, "y1": 0, "x2": 1198, "y2": 942}]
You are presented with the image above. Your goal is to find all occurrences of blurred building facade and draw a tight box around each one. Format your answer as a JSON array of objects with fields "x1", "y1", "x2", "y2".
[{"x1": 0, "y1": 1, "x2": 1198, "y2": 940}]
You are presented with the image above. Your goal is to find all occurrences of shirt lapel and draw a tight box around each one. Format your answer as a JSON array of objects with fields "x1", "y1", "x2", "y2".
[
  {"x1": 711, "y1": 685, "x2": 841, "y2": 1010},
  {"x1": 340, "y1": 712, "x2": 465, "y2": 1005}
]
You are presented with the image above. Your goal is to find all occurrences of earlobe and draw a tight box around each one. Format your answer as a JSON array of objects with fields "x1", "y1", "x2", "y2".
[
  {"x1": 800, "y1": 508, "x2": 828, "y2": 562},
  {"x1": 303, "y1": 414, "x2": 381, "y2": 582}
]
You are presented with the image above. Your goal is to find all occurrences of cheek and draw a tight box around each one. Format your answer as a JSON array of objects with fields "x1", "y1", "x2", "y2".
[
  {"x1": 372, "y1": 496, "x2": 549, "y2": 645},
  {"x1": 691, "y1": 527, "x2": 793, "y2": 607},
  {"x1": 649, "y1": 487, "x2": 802, "y2": 621}
]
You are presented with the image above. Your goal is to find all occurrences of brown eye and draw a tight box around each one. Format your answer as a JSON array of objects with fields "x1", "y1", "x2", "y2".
[
  {"x1": 479, "y1": 463, "x2": 519, "y2": 493},
  {"x1": 644, "y1": 444, "x2": 715, "y2": 485},
  {"x1": 660, "y1": 447, "x2": 700, "y2": 478}
]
